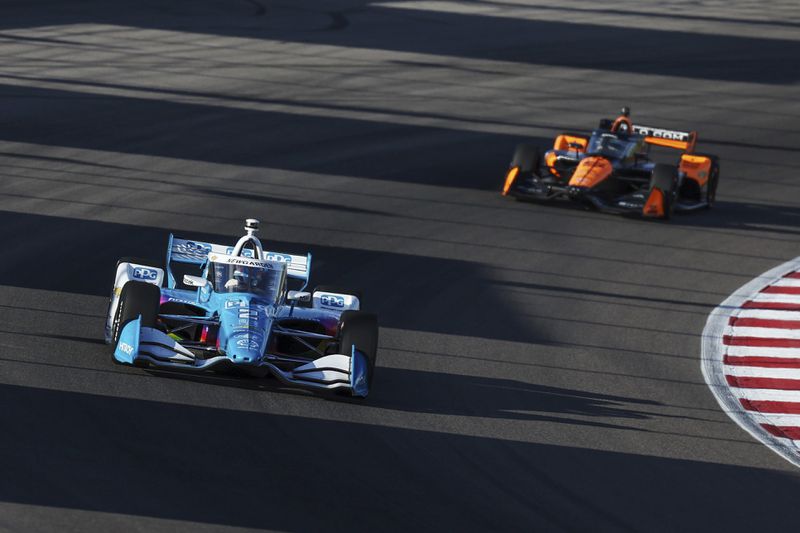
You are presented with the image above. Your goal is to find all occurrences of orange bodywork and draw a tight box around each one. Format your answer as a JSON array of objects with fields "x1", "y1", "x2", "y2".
[
  {"x1": 545, "y1": 151, "x2": 559, "y2": 176},
  {"x1": 502, "y1": 167, "x2": 519, "y2": 195},
  {"x1": 679, "y1": 154, "x2": 712, "y2": 186},
  {"x1": 644, "y1": 132, "x2": 697, "y2": 153},
  {"x1": 568, "y1": 156, "x2": 613, "y2": 188},
  {"x1": 553, "y1": 134, "x2": 588, "y2": 152},
  {"x1": 611, "y1": 116, "x2": 633, "y2": 133},
  {"x1": 643, "y1": 188, "x2": 665, "y2": 218}
]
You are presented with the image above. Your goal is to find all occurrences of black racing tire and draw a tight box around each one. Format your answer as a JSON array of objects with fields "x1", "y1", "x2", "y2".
[
  {"x1": 694, "y1": 153, "x2": 720, "y2": 209},
  {"x1": 106, "y1": 257, "x2": 162, "y2": 340},
  {"x1": 313, "y1": 285, "x2": 363, "y2": 308},
  {"x1": 110, "y1": 281, "x2": 161, "y2": 351},
  {"x1": 649, "y1": 164, "x2": 679, "y2": 220},
  {"x1": 510, "y1": 143, "x2": 541, "y2": 174},
  {"x1": 504, "y1": 143, "x2": 541, "y2": 198},
  {"x1": 338, "y1": 311, "x2": 379, "y2": 394}
]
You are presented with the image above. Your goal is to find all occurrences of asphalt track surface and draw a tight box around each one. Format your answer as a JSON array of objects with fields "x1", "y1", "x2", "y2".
[{"x1": 0, "y1": 1, "x2": 799, "y2": 531}]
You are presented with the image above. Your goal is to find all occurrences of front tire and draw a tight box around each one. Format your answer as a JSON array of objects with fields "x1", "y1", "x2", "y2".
[
  {"x1": 649, "y1": 164, "x2": 678, "y2": 220},
  {"x1": 338, "y1": 311, "x2": 378, "y2": 394},
  {"x1": 110, "y1": 281, "x2": 161, "y2": 350},
  {"x1": 510, "y1": 143, "x2": 541, "y2": 174},
  {"x1": 503, "y1": 143, "x2": 540, "y2": 196},
  {"x1": 105, "y1": 257, "x2": 161, "y2": 339}
]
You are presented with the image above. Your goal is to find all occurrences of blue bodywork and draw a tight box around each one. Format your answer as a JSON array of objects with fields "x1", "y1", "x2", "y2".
[{"x1": 109, "y1": 233, "x2": 372, "y2": 397}]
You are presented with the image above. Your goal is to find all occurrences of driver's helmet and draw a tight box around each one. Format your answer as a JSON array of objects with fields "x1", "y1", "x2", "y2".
[
  {"x1": 225, "y1": 269, "x2": 250, "y2": 290},
  {"x1": 248, "y1": 269, "x2": 265, "y2": 289}
]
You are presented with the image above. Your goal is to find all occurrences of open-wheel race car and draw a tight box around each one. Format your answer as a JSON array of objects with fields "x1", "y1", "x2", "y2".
[
  {"x1": 105, "y1": 219, "x2": 378, "y2": 398},
  {"x1": 501, "y1": 107, "x2": 720, "y2": 219}
]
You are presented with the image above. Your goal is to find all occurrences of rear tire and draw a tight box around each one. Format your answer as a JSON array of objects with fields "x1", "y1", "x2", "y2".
[
  {"x1": 649, "y1": 164, "x2": 678, "y2": 220},
  {"x1": 110, "y1": 281, "x2": 161, "y2": 350},
  {"x1": 338, "y1": 311, "x2": 378, "y2": 394},
  {"x1": 694, "y1": 153, "x2": 720, "y2": 209}
]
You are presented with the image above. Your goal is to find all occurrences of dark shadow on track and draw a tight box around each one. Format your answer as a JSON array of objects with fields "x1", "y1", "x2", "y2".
[
  {"x1": 495, "y1": 280, "x2": 717, "y2": 310},
  {"x1": 372, "y1": 368, "x2": 664, "y2": 426},
  {"x1": 0, "y1": 382, "x2": 798, "y2": 532},
  {"x1": 671, "y1": 201, "x2": 800, "y2": 238},
  {"x1": 0, "y1": 211, "x2": 543, "y2": 344},
  {"x1": 0, "y1": 0, "x2": 798, "y2": 84},
  {"x1": 505, "y1": 195, "x2": 800, "y2": 240},
  {"x1": 0, "y1": 82, "x2": 531, "y2": 191},
  {"x1": 134, "y1": 365, "x2": 664, "y2": 428},
  {"x1": 473, "y1": 0, "x2": 800, "y2": 30},
  {"x1": 195, "y1": 187, "x2": 389, "y2": 217}
]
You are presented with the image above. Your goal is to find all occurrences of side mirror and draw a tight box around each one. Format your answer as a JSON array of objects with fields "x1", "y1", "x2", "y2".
[
  {"x1": 286, "y1": 290, "x2": 311, "y2": 303},
  {"x1": 568, "y1": 142, "x2": 583, "y2": 150},
  {"x1": 183, "y1": 275, "x2": 209, "y2": 288}
]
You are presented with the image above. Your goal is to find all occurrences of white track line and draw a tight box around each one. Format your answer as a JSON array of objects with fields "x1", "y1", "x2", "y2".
[
  {"x1": 772, "y1": 278, "x2": 800, "y2": 288},
  {"x1": 735, "y1": 309, "x2": 800, "y2": 320},
  {"x1": 728, "y1": 327, "x2": 800, "y2": 339},
  {"x1": 750, "y1": 414, "x2": 800, "y2": 426},
  {"x1": 747, "y1": 293, "x2": 800, "y2": 304},
  {"x1": 725, "y1": 366, "x2": 800, "y2": 379},
  {"x1": 702, "y1": 258, "x2": 800, "y2": 468},
  {"x1": 726, "y1": 345, "x2": 800, "y2": 358},
  {"x1": 729, "y1": 388, "x2": 800, "y2": 401}
]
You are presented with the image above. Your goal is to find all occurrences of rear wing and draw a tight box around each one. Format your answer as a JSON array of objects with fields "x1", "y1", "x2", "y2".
[
  {"x1": 632, "y1": 124, "x2": 697, "y2": 153},
  {"x1": 166, "y1": 235, "x2": 311, "y2": 288}
]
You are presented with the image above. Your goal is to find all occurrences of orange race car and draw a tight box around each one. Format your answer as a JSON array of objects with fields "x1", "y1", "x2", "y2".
[{"x1": 501, "y1": 107, "x2": 720, "y2": 219}]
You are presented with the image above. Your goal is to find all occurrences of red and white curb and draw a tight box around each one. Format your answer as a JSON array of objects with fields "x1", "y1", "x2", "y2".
[{"x1": 702, "y1": 257, "x2": 800, "y2": 468}]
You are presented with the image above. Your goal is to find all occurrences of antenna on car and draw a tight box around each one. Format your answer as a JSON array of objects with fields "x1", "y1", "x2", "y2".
[
  {"x1": 244, "y1": 218, "x2": 260, "y2": 237},
  {"x1": 232, "y1": 219, "x2": 264, "y2": 259}
]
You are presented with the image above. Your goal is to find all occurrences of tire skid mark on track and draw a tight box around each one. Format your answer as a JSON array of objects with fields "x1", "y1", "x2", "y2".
[{"x1": 703, "y1": 256, "x2": 800, "y2": 467}]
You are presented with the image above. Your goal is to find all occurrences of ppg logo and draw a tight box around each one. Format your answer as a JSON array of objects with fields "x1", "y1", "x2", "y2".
[
  {"x1": 235, "y1": 338, "x2": 260, "y2": 350},
  {"x1": 177, "y1": 241, "x2": 211, "y2": 258},
  {"x1": 266, "y1": 253, "x2": 292, "y2": 263},
  {"x1": 226, "y1": 247, "x2": 254, "y2": 258},
  {"x1": 320, "y1": 294, "x2": 345, "y2": 308},
  {"x1": 132, "y1": 267, "x2": 158, "y2": 281}
]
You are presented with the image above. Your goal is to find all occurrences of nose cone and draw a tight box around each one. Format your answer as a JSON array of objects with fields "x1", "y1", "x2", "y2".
[
  {"x1": 568, "y1": 156, "x2": 613, "y2": 188},
  {"x1": 219, "y1": 298, "x2": 273, "y2": 364},
  {"x1": 226, "y1": 330, "x2": 268, "y2": 363}
]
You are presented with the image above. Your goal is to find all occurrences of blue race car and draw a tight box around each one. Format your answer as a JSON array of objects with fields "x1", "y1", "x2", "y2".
[{"x1": 105, "y1": 219, "x2": 377, "y2": 398}]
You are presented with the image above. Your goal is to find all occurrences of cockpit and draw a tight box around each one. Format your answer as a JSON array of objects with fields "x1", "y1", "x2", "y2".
[
  {"x1": 212, "y1": 262, "x2": 287, "y2": 303},
  {"x1": 586, "y1": 130, "x2": 647, "y2": 163}
]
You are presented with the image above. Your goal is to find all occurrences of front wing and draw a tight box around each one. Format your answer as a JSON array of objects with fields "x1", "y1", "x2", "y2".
[
  {"x1": 506, "y1": 173, "x2": 708, "y2": 215},
  {"x1": 114, "y1": 316, "x2": 370, "y2": 397}
]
